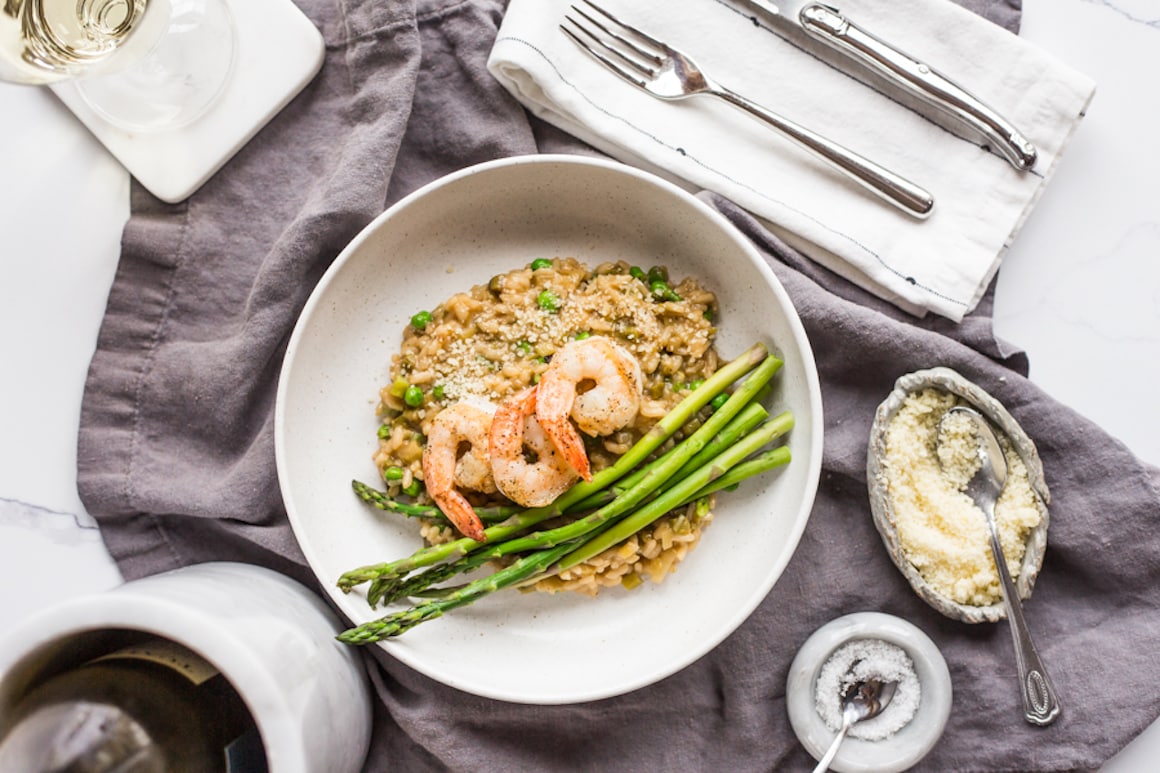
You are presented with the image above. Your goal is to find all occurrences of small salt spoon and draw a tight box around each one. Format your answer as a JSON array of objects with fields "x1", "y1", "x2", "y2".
[
  {"x1": 937, "y1": 405, "x2": 1061, "y2": 726},
  {"x1": 811, "y1": 678, "x2": 898, "y2": 773}
]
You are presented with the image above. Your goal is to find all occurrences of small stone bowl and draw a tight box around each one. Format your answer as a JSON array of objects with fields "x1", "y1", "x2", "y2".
[
  {"x1": 786, "y1": 612, "x2": 952, "y2": 773},
  {"x1": 866, "y1": 367, "x2": 1050, "y2": 624}
]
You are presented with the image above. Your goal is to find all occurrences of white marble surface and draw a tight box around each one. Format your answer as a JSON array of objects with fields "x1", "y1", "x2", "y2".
[{"x1": 0, "y1": 0, "x2": 1157, "y2": 766}]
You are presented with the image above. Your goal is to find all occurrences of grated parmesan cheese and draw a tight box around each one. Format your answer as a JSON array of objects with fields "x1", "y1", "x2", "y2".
[{"x1": 881, "y1": 389, "x2": 1041, "y2": 606}]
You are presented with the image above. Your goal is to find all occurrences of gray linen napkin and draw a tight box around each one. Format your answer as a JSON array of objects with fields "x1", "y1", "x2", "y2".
[{"x1": 77, "y1": 1, "x2": 1160, "y2": 770}]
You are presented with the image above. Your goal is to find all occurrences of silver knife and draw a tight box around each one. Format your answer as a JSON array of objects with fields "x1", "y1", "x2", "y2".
[{"x1": 740, "y1": 0, "x2": 1038, "y2": 170}]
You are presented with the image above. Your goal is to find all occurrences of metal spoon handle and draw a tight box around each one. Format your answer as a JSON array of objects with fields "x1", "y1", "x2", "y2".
[
  {"x1": 812, "y1": 716, "x2": 852, "y2": 773},
  {"x1": 987, "y1": 517, "x2": 1062, "y2": 726}
]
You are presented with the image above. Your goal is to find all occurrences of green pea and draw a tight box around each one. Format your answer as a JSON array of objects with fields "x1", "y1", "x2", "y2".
[
  {"x1": 530, "y1": 258, "x2": 553, "y2": 271},
  {"x1": 376, "y1": 424, "x2": 391, "y2": 439},
  {"x1": 703, "y1": 307, "x2": 716, "y2": 322},
  {"x1": 537, "y1": 289, "x2": 560, "y2": 312},
  {"x1": 410, "y1": 310, "x2": 432, "y2": 330},
  {"x1": 688, "y1": 378, "x2": 705, "y2": 391},
  {"x1": 709, "y1": 393, "x2": 730, "y2": 411},
  {"x1": 648, "y1": 280, "x2": 681, "y2": 303},
  {"x1": 432, "y1": 384, "x2": 445, "y2": 401},
  {"x1": 402, "y1": 480, "x2": 421, "y2": 497},
  {"x1": 404, "y1": 385, "x2": 423, "y2": 407},
  {"x1": 574, "y1": 331, "x2": 591, "y2": 340},
  {"x1": 383, "y1": 466, "x2": 405, "y2": 481}
]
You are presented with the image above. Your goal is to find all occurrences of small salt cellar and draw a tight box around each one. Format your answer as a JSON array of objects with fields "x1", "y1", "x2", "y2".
[{"x1": 787, "y1": 612, "x2": 952, "y2": 773}]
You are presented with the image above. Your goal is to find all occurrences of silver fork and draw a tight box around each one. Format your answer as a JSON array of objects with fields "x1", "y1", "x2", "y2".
[{"x1": 561, "y1": 1, "x2": 934, "y2": 219}]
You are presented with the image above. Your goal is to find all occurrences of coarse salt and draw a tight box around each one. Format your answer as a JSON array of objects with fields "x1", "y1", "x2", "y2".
[{"x1": 815, "y1": 638, "x2": 921, "y2": 741}]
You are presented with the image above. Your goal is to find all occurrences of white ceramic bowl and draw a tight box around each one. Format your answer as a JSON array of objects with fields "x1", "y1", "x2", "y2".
[
  {"x1": 0, "y1": 562, "x2": 372, "y2": 773},
  {"x1": 866, "y1": 367, "x2": 1051, "y2": 624},
  {"x1": 275, "y1": 154, "x2": 824, "y2": 704},
  {"x1": 786, "y1": 612, "x2": 952, "y2": 773}
]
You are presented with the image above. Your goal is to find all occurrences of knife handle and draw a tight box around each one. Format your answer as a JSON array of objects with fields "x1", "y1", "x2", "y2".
[{"x1": 799, "y1": 3, "x2": 1037, "y2": 171}]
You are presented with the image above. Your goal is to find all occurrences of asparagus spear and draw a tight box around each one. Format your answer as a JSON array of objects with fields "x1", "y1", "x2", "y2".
[
  {"x1": 433, "y1": 364, "x2": 784, "y2": 567},
  {"x1": 352, "y1": 480, "x2": 521, "y2": 524},
  {"x1": 372, "y1": 421, "x2": 791, "y2": 606},
  {"x1": 335, "y1": 341, "x2": 797, "y2": 642},
  {"x1": 338, "y1": 541, "x2": 581, "y2": 643},
  {"x1": 359, "y1": 369, "x2": 780, "y2": 605},
  {"x1": 555, "y1": 411, "x2": 793, "y2": 571},
  {"x1": 367, "y1": 549, "x2": 495, "y2": 607},
  {"x1": 339, "y1": 406, "x2": 793, "y2": 641},
  {"x1": 568, "y1": 400, "x2": 769, "y2": 512},
  {"x1": 681, "y1": 444, "x2": 791, "y2": 503},
  {"x1": 336, "y1": 342, "x2": 772, "y2": 592},
  {"x1": 355, "y1": 400, "x2": 770, "y2": 537}
]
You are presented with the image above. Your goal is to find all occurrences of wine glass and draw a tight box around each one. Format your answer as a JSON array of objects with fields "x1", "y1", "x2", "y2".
[{"x1": 0, "y1": 0, "x2": 237, "y2": 131}]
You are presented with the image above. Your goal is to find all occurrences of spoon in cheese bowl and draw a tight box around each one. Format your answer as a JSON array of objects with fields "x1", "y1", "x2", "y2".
[{"x1": 937, "y1": 406, "x2": 1061, "y2": 726}]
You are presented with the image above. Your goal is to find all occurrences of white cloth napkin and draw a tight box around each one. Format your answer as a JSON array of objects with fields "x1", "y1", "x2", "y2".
[{"x1": 487, "y1": 0, "x2": 1095, "y2": 321}]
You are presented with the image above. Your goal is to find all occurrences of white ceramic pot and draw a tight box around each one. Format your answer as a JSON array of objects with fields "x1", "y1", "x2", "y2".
[{"x1": 0, "y1": 562, "x2": 372, "y2": 773}]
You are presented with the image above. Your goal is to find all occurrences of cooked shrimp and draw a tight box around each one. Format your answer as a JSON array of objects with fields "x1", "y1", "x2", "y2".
[
  {"x1": 535, "y1": 336, "x2": 643, "y2": 481},
  {"x1": 421, "y1": 401, "x2": 496, "y2": 542},
  {"x1": 489, "y1": 387, "x2": 579, "y2": 508}
]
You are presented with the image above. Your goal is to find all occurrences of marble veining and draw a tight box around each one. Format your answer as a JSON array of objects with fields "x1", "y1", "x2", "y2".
[
  {"x1": 1083, "y1": 0, "x2": 1160, "y2": 28},
  {"x1": 0, "y1": 495, "x2": 100, "y2": 533}
]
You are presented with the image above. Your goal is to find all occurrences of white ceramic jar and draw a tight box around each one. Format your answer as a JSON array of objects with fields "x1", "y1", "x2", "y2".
[{"x1": 0, "y1": 562, "x2": 373, "y2": 773}]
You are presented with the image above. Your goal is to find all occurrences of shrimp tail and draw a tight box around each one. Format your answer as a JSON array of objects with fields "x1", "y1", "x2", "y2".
[
  {"x1": 434, "y1": 490, "x2": 487, "y2": 543},
  {"x1": 533, "y1": 335, "x2": 641, "y2": 482},
  {"x1": 490, "y1": 387, "x2": 584, "y2": 503},
  {"x1": 421, "y1": 401, "x2": 494, "y2": 542},
  {"x1": 537, "y1": 414, "x2": 592, "y2": 482},
  {"x1": 530, "y1": 383, "x2": 593, "y2": 482}
]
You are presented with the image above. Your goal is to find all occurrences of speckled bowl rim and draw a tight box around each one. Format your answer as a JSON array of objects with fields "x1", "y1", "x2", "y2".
[
  {"x1": 786, "y1": 612, "x2": 953, "y2": 773},
  {"x1": 866, "y1": 367, "x2": 1051, "y2": 624}
]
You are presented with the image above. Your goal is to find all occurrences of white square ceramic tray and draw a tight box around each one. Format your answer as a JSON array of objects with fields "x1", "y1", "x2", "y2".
[{"x1": 51, "y1": 0, "x2": 324, "y2": 203}]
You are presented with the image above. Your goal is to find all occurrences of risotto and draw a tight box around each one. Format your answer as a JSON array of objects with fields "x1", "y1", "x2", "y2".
[{"x1": 372, "y1": 257, "x2": 720, "y2": 594}]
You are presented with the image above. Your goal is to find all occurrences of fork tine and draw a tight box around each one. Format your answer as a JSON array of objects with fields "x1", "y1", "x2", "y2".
[
  {"x1": 584, "y1": 0, "x2": 668, "y2": 54},
  {"x1": 560, "y1": 22, "x2": 650, "y2": 89},
  {"x1": 562, "y1": 9, "x2": 659, "y2": 84},
  {"x1": 570, "y1": 3, "x2": 664, "y2": 69}
]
